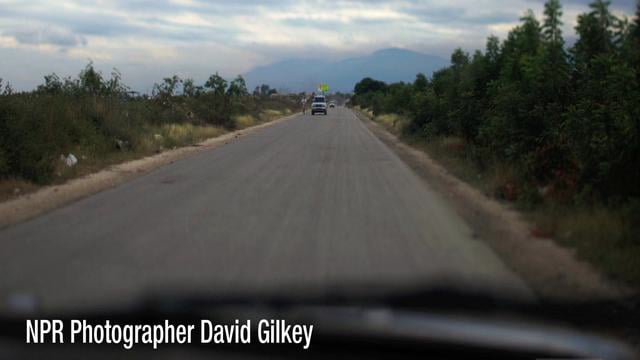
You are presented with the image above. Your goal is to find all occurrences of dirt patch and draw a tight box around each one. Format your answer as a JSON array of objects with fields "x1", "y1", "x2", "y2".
[
  {"x1": 353, "y1": 109, "x2": 630, "y2": 301},
  {"x1": 0, "y1": 113, "x2": 298, "y2": 229},
  {"x1": 0, "y1": 179, "x2": 39, "y2": 203}
]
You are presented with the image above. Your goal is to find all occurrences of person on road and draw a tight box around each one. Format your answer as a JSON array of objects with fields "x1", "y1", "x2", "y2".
[{"x1": 301, "y1": 96, "x2": 307, "y2": 115}]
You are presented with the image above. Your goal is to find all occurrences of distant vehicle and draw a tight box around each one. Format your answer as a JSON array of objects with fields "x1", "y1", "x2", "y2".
[
  {"x1": 311, "y1": 95, "x2": 327, "y2": 115},
  {"x1": 329, "y1": 101, "x2": 336, "y2": 108}
]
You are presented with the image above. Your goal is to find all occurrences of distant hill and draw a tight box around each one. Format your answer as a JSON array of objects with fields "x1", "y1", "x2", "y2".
[{"x1": 244, "y1": 48, "x2": 448, "y2": 93}]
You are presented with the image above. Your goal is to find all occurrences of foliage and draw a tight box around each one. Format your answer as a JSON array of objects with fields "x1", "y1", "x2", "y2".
[
  {"x1": 0, "y1": 63, "x2": 295, "y2": 183},
  {"x1": 351, "y1": 0, "x2": 640, "y2": 205}
]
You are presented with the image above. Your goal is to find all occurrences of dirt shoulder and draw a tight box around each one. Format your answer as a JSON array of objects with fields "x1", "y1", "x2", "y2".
[
  {"x1": 0, "y1": 113, "x2": 298, "y2": 229},
  {"x1": 353, "y1": 109, "x2": 629, "y2": 301}
]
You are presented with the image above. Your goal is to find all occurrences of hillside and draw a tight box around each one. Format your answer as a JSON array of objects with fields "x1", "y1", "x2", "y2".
[{"x1": 244, "y1": 48, "x2": 448, "y2": 93}]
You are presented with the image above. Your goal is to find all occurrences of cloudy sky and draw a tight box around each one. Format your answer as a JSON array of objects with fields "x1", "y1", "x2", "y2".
[{"x1": 0, "y1": 0, "x2": 635, "y2": 91}]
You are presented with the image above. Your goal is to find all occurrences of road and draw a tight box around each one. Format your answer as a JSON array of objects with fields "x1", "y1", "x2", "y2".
[{"x1": 0, "y1": 107, "x2": 529, "y2": 310}]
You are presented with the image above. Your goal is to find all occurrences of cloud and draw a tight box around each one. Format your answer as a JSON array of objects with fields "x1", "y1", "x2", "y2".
[
  {"x1": 5, "y1": 27, "x2": 87, "y2": 47},
  {"x1": 528, "y1": 0, "x2": 635, "y2": 11},
  {"x1": 0, "y1": 0, "x2": 636, "y2": 91}
]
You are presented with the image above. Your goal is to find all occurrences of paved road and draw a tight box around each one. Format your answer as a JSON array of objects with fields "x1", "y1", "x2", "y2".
[{"x1": 0, "y1": 107, "x2": 529, "y2": 310}]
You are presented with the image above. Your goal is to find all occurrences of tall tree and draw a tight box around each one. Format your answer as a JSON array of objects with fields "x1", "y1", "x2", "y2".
[
  {"x1": 227, "y1": 75, "x2": 248, "y2": 97},
  {"x1": 634, "y1": 0, "x2": 640, "y2": 39},
  {"x1": 499, "y1": 10, "x2": 541, "y2": 83},
  {"x1": 260, "y1": 84, "x2": 271, "y2": 97},
  {"x1": 354, "y1": 77, "x2": 387, "y2": 95},
  {"x1": 153, "y1": 75, "x2": 181, "y2": 99},
  {"x1": 540, "y1": 0, "x2": 570, "y2": 102},
  {"x1": 485, "y1": 10, "x2": 543, "y2": 162},
  {"x1": 564, "y1": 0, "x2": 639, "y2": 197},
  {"x1": 204, "y1": 73, "x2": 228, "y2": 97},
  {"x1": 182, "y1": 78, "x2": 199, "y2": 97},
  {"x1": 519, "y1": 10, "x2": 542, "y2": 55},
  {"x1": 543, "y1": 0, "x2": 564, "y2": 45},
  {"x1": 79, "y1": 61, "x2": 104, "y2": 96},
  {"x1": 485, "y1": 36, "x2": 501, "y2": 65},
  {"x1": 591, "y1": 0, "x2": 615, "y2": 49},
  {"x1": 572, "y1": 0, "x2": 616, "y2": 65},
  {"x1": 413, "y1": 73, "x2": 428, "y2": 92},
  {"x1": 630, "y1": 0, "x2": 640, "y2": 68}
]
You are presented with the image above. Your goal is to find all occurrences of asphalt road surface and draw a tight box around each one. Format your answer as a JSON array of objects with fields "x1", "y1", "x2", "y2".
[{"x1": 0, "y1": 107, "x2": 530, "y2": 310}]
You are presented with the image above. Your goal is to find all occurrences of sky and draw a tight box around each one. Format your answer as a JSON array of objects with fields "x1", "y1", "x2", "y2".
[{"x1": 0, "y1": 0, "x2": 636, "y2": 92}]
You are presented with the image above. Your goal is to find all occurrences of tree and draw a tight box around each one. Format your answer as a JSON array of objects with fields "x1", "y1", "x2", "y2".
[
  {"x1": 204, "y1": 73, "x2": 228, "y2": 97},
  {"x1": 499, "y1": 10, "x2": 541, "y2": 83},
  {"x1": 154, "y1": 75, "x2": 181, "y2": 98},
  {"x1": 572, "y1": 0, "x2": 616, "y2": 66},
  {"x1": 1, "y1": 81, "x2": 12, "y2": 96},
  {"x1": 519, "y1": 10, "x2": 543, "y2": 55},
  {"x1": 353, "y1": 77, "x2": 387, "y2": 95},
  {"x1": 563, "y1": 0, "x2": 640, "y2": 197},
  {"x1": 413, "y1": 73, "x2": 428, "y2": 92},
  {"x1": 182, "y1": 78, "x2": 200, "y2": 97},
  {"x1": 227, "y1": 75, "x2": 248, "y2": 97},
  {"x1": 78, "y1": 61, "x2": 104, "y2": 95},
  {"x1": 634, "y1": 0, "x2": 640, "y2": 40},
  {"x1": 483, "y1": 10, "x2": 543, "y2": 162},
  {"x1": 348, "y1": 0, "x2": 640, "y2": 203},
  {"x1": 626, "y1": 0, "x2": 640, "y2": 69},
  {"x1": 543, "y1": 0, "x2": 564, "y2": 45},
  {"x1": 564, "y1": 54, "x2": 639, "y2": 197},
  {"x1": 38, "y1": 74, "x2": 63, "y2": 94},
  {"x1": 450, "y1": 48, "x2": 470, "y2": 70},
  {"x1": 381, "y1": 82, "x2": 412, "y2": 115},
  {"x1": 455, "y1": 50, "x2": 488, "y2": 143},
  {"x1": 591, "y1": 0, "x2": 616, "y2": 49},
  {"x1": 485, "y1": 35, "x2": 502, "y2": 79},
  {"x1": 540, "y1": 0, "x2": 570, "y2": 102},
  {"x1": 105, "y1": 68, "x2": 128, "y2": 96},
  {"x1": 260, "y1": 84, "x2": 271, "y2": 97}
]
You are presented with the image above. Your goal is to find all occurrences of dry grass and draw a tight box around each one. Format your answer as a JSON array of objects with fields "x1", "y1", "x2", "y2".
[
  {"x1": 354, "y1": 106, "x2": 374, "y2": 119},
  {"x1": 133, "y1": 123, "x2": 225, "y2": 152},
  {"x1": 234, "y1": 115, "x2": 257, "y2": 129},
  {"x1": 530, "y1": 205, "x2": 640, "y2": 284},
  {"x1": 0, "y1": 178, "x2": 39, "y2": 202},
  {"x1": 374, "y1": 113, "x2": 409, "y2": 133},
  {"x1": 159, "y1": 123, "x2": 225, "y2": 148},
  {"x1": 259, "y1": 109, "x2": 290, "y2": 122},
  {"x1": 236, "y1": 109, "x2": 292, "y2": 129},
  {"x1": 408, "y1": 136, "x2": 486, "y2": 189}
]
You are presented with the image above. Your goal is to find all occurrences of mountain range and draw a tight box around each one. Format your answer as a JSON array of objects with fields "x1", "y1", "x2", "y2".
[{"x1": 244, "y1": 48, "x2": 449, "y2": 93}]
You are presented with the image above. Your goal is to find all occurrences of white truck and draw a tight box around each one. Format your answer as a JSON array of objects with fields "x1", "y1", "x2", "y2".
[{"x1": 311, "y1": 95, "x2": 327, "y2": 116}]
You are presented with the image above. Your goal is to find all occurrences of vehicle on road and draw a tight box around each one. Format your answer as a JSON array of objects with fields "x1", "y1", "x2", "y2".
[
  {"x1": 311, "y1": 95, "x2": 327, "y2": 115},
  {"x1": 329, "y1": 101, "x2": 336, "y2": 108}
]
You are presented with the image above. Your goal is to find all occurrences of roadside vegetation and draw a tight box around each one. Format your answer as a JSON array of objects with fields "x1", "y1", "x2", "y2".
[
  {"x1": 0, "y1": 64, "x2": 296, "y2": 201},
  {"x1": 351, "y1": 0, "x2": 640, "y2": 287}
]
